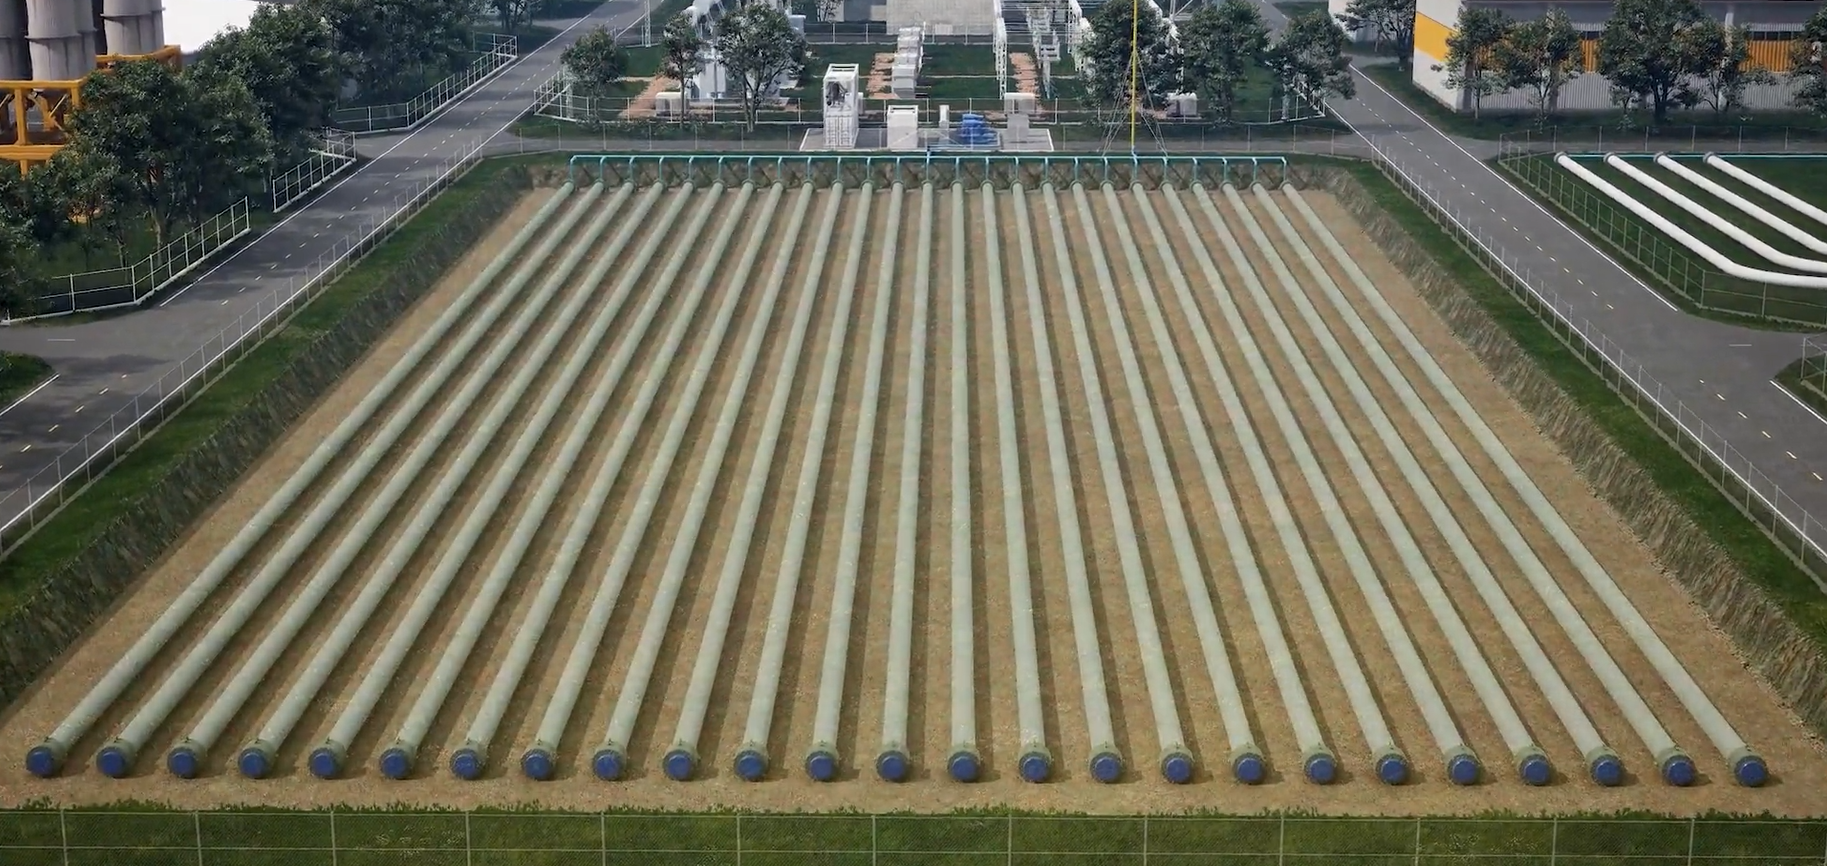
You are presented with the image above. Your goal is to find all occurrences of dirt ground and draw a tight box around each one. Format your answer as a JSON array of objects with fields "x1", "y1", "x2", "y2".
[{"x1": 3, "y1": 183, "x2": 1824, "y2": 818}]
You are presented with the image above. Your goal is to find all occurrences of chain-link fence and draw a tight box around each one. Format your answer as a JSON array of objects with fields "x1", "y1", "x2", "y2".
[
  {"x1": 0, "y1": 810, "x2": 1821, "y2": 865},
  {"x1": 1498, "y1": 125, "x2": 1827, "y2": 155},
  {"x1": 330, "y1": 33, "x2": 519, "y2": 135},
  {"x1": 12, "y1": 197, "x2": 255, "y2": 321},
  {"x1": 1494, "y1": 135, "x2": 1827, "y2": 328},
  {"x1": 1804, "y1": 335, "x2": 1827, "y2": 405}
]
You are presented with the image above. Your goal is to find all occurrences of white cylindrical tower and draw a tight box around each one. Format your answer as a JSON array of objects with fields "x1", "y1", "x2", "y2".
[
  {"x1": 0, "y1": 0, "x2": 30, "y2": 79},
  {"x1": 25, "y1": 0, "x2": 94, "y2": 80},
  {"x1": 101, "y1": 0, "x2": 164, "y2": 56}
]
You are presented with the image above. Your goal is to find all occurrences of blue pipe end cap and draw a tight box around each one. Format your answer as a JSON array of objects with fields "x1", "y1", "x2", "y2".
[
  {"x1": 25, "y1": 745, "x2": 59, "y2": 779},
  {"x1": 1376, "y1": 753, "x2": 1409, "y2": 785},
  {"x1": 876, "y1": 750, "x2": 909, "y2": 782},
  {"x1": 1590, "y1": 754, "x2": 1624, "y2": 787},
  {"x1": 1733, "y1": 753, "x2": 1768, "y2": 788},
  {"x1": 1303, "y1": 752, "x2": 1337, "y2": 785},
  {"x1": 1018, "y1": 751, "x2": 1051, "y2": 783},
  {"x1": 1161, "y1": 752, "x2": 1194, "y2": 785},
  {"x1": 948, "y1": 751, "x2": 980, "y2": 783},
  {"x1": 1662, "y1": 753, "x2": 1698, "y2": 787},
  {"x1": 521, "y1": 749, "x2": 555, "y2": 781},
  {"x1": 592, "y1": 749, "x2": 625, "y2": 781},
  {"x1": 1447, "y1": 753, "x2": 1480, "y2": 786},
  {"x1": 237, "y1": 748, "x2": 271, "y2": 780},
  {"x1": 96, "y1": 745, "x2": 132, "y2": 779},
  {"x1": 167, "y1": 747, "x2": 201, "y2": 779},
  {"x1": 1089, "y1": 751, "x2": 1123, "y2": 784},
  {"x1": 309, "y1": 748, "x2": 341, "y2": 780},
  {"x1": 663, "y1": 750, "x2": 696, "y2": 782},
  {"x1": 805, "y1": 750, "x2": 838, "y2": 782},
  {"x1": 379, "y1": 748, "x2": 413, "y2": 780},
  {"x1": 734, "y1": 749, "x2": 767, "y2": 781},
  {"x1": 1231, "y1": 752, "x2": 1266, "y2": 785},
  {"x1": 450, "y1": 749, "x2": 483, "y2": 781},
  {"x1": 1518, "y1": 753, "x2": 1552, "y2": 787}
]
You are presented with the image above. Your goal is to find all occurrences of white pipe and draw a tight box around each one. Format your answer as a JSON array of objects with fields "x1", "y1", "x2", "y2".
[
  {"x1": 944, "y1": 183, "x2": 978, "y2": 782},
  {"x1": 661, "y1": 184, "x2": 818, "y2": 781},
  {"x1": 1654, "y1": 154, "x2": 1827, "y2": 255},
  {"x1": 1705, "y1": 154, "x2": 1827, "y2": 231},
  {"x1": 1605, "y1": 154, "x2": 1827, "y2": 274},
  {"x1": 1285, "y1": 185, "x2": 1762, "y2": 787},
  {"x1": 735, "y1": 183, "x2": 868, "y2": 782},
  {"x1": 1011, "y1": 183, "x2": 1121, "y2": 783},
  {"x1": 1556, "y1": 154, "x2": 1827, "y2": 289},
  {"x1": 24, "y1": 183, "x2": 577, "y2": 780}
]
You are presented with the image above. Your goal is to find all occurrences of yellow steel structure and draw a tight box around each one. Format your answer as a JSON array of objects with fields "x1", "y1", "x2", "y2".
[{"x1": 0, "y1": 43, "x2": 179, "y2": 174}]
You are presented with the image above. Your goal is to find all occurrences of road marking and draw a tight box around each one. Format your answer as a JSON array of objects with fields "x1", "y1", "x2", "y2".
[
  {"x1": 1764, "y1": 430, "x2": 1772, "y2": 438},
  {"x1": 73, "y1": 404, "x2": 82, "y2": 413},
  {"x1": 1717, "y1": 393, "x2": 1726, "y2": 400},
  {"x1": 1774, "y1": 379, "x2": 1827, "y2": 427},
  {"x1": 47, "y1": 424, "x2": 56, "y2": 433},
  {"x1": 46, "y1": 337, "x2": 73, "y2": 342},
  {"x1": 1730, "y1": 343, "x2": 1752, "y2": 347},
  {"x1": 1789, "y1": 451, "x2": 1799, "y2": 459},
  {"x1": 0, "y1": 375, "x2": 58, "y2": 419},
  {"x1": 1816, "y1": 472, "x2": 1823, "y2": 481},
  {"x1": 18, "y1": 444, "x2": 27, "y2": 452},
  {"x1": 98, "y1": 387, "x2": 108, "y2": 394},
  {"x1": 1738, "y1": 410, "x2": 1748, "y2": 418}
]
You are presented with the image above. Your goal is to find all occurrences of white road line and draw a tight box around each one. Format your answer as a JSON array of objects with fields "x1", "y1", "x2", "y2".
[
  {"x1": 0, "y1": 375, "x2": 59, "y2": 419},
  {"x1": 1774, "y1": 379, "x2": 1827, "y2": 427}
]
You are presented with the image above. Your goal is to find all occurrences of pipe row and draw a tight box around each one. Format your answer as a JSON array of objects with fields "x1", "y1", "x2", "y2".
[
  {"x1": 514, "y1": 183, "x2": 726, "y2": 781},
  {"x1": 1284, "y1": 184, "x2": 1762, "y2": 786},
  {"x1": 944, "y1": 184, "x2": 979, "y2": 782},
  {"x1": 92, "y1": 183, "x2": 607, "y2": 779},
  {"x1": 1606, "y1": 154, "x2": 1827, "y2": 274},
  {"x1": 735, "y1": 184, "x2": 869, "y2": 782},
  {"x1": 981, "y1": 183, "x2": 1052, "y2": 784},
  {"x1": 24, "y1": 183, "x2": 577, "y2": 779},
  {"x1": 1095, "y1": 185, "x2": 1263, "y2": 783},
  {"x1": 662, "y1": 184, "x2": 819, "y2": 781},
  {"x1": 209, "y1": 182, "x2": 635, "y2": 780},
  {"x1": 1010, "y1": 183, "x2": 1121, "y2": 783},
  {"x1": 310, "y1": 183, "x2": 684, "y2": 779},
  {"x1": 804, "y1": 183, "x2": 905, "y2": 783},
  {"x1": 1705, "y1": 154, "x2": 1827, "y2": 231},
  {"x1": 1653, "y1": 155, "x2": 1827, "y2": 256}
]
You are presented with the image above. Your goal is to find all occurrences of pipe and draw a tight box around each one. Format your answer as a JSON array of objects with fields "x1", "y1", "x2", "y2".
[
  {"x1": 175, "y1": 182, "x2": 629, "y2": 779},
  {"x1": 981, "y1": 182, "x2": 1051, "y2": 784},
  {"x1": 1604, "y1": 154, "x2": 1827, "y2": 274},
  {"x1": 306, "y1": 184, "x2": 680, "y2": 779},
  {"x1": 876, "y1": 183, "x2": 936, "y2": 783},
  {"x1": 503, "y1": 184, "x2": 726, "y2": 781},
  {"x1": 592, "y1": 182, "x2": 785, "y2": 781},
  {"x1": 1285, "y1": 185, "x2": 1761, "y2": 787},
  {"x1": 661, "y1": 184, "x2": 820, "y2": 782},
  {"x1": 944, "y1": 183, "x2": 978, "y2": 783},
  {"x1": 24, "y1": 183, "x2": 576, "y2": 780},
  {"x1": 734, "y1": 183, "x2": 871, "y2": 783},
  {"x1": 1704, "y1": 154, "x2": 1827, "y2": 232},
  {"x1": 1555, "y1": 154, "x2": 1827, "y2": 290},
  {"x1": 1243, "y1": 184, "x2": 1558, "y2": 786},
  {"x1": 1094, "y1": 184, "x2": 1263, "y2": 783},
  {"x1": 1012, "y1": 184, "x2": 1121, "y2": 783},
  {"x1": 441, "y1": 182, "x2": 690, "y2": 781},
  {"x1": 92, "y1": 183, "x2": 606, "y2": 779},
  {"x1": 1654, "y1": 154, "x2": 1827, "y2": 256},
  {"x1": 1154, "y1": 186, "x2": 1339, "y2": 784}
]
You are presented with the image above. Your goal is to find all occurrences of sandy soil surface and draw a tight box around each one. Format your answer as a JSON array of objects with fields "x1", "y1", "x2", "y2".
[
  {"x1": 1010, "y1": 53, "x2": 1039, "y2": 97},
  {"x1": 618, "y1": 76, "x2": 673, "y2": 120},
  {"x1": 3, "y1": 184, "x2": 1824, "y2": 818},
  {"x1": 868, "y1": 53, "x2": 896, "y2": 101}
]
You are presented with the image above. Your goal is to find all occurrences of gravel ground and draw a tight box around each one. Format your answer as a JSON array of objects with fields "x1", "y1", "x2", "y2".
[{"x1": 2, "y1": 183, "x2": 1822, "y2": 817}]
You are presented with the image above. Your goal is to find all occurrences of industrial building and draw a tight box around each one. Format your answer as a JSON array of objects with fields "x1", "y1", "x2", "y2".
[{"x1": 0, "y1": 0, "x2": 174, "y2": 173}]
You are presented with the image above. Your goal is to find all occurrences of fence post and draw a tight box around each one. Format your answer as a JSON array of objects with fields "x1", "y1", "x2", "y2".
[
  {"x1": 1413, "y1": 818, "x2": 1422, "y2": 866},
  {"x1": 736, "y1": 813, "x2": 743, "y2": 866},
  {"x1": 194, "y1": 811, "x2": 204, "y2": 866},
  {"x1": 600, "y1": 812, "x2": 607, "y2": 866},
  {"x1": 1278, "y1": 815, "x2": 1286, "y2": 866},
  {"x1": 1143, "y1": 816, "x2": 1149, "y2": 865},
  {"x1": 329, "y1": 807, "x2": 338, "y2": 866},
  {"x1": 1550, "y1": 816, "x2": 1558, "y2": 866},
  {"x1": 1687, "y1": 816, "x2": 1696, "y2": 866},
  {"x1": 466, "y1": 811, "x2": 473, "y2": 866},
  {"x1": 872, "y1": 815, "x2": 878, "y2": 866},
  {"x1": 1007, "y1": 815, "x2": 1015, "y2": 866},
  {"x1": 58, "y1": 808, "x2": 68, "y2": 866}
]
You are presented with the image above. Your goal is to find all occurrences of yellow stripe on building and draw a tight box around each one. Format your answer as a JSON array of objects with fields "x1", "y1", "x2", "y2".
[
  {"x1": 1415, "y1": 12, "x2": 1453, "y2": 62},
  {"x1": 1575, "y1": 36, "x2": 1796, "y2": 74}
]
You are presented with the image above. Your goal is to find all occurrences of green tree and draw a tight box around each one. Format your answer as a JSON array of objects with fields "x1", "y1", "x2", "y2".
[
  {"x1": 1496, "y1": 7, "x2": 1581, "y2": 122},
  {"x1": 1434, "y1": 6, "x2": 1510, "y2": 118},
  {"x1": 562, "y1": 25, "x2": 630, "y2": 94},
  {"x1": 0, "y1": 220, "x2": 40, "y2": 316},
  {"x1": 1267, "y1": 10, "x2": 1354, "y2": 103},
  {"x1": 193, "y1": 2, "x2": 341, "y2": 152},
  {"x1": 489, "y1": 0, "x2": 546, "y2": 33},
  {"x1": 1791, "y1": 7, "x2": 1827, "y2": 116},
  {"x1": 39, "y1": 149, "x2": 137, "y2": 266},
  {"x1": 1180, "y1": 0, "x2": 1270, "y2": 122},
  {"x1": 1334, "y1": 0, "x2": 1415, "y2": 69},
  {"x1": 713, "y1": 3, "x2": 809, "y2": 131},
  {"x1": 1076, "y1": 0, "x2": 1181, "y2": 109},
  {"x1": 0, "y1": 166, "x2": 73, "y2": 252},
  {"x1": 661, "y1": 12, "x2": 705, "y2": 117},
  {"x1": 1687, "y1": 20, "x2": 1773, "y2": 118},
  {"x1": 301, "y1": 0, "x2": 472, "y2": 101},
  {"x1": 1597, "y1": 0, "x2": 1707, "y2": 123}
]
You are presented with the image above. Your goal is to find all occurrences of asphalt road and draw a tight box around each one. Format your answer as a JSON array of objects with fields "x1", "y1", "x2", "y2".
[{"x1": 0, "y1": 1, "x2": 648, "y2": 532}]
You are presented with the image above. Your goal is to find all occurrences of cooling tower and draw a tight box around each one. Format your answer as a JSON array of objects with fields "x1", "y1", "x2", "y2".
[
  {"x1": 100, "y1": 0, "x2": 162, "y2": 57},
  {"x1": 25, "y1": 0, "x2": 94, "y2": 80},
  {"x1": 1, "y1": 0, "x2": 28, "y2": 79}
]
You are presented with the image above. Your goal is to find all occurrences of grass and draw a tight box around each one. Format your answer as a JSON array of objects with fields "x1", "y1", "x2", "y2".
[
  {"x1": 1497, "y1": 153, "x2": 1827, "y2": 328},
  {"x1": 0, "y1": 353, "x2": 51, "y2": 408},
  {"x1": 0, "y1": 805, "x2": 1820, "y2": 864},
  {"x1": 0, "y1": 157, "x2": 533, "y2": 619},
  {"x1": 1336, "y1": 157, "x2": 1827, "y2": 657}
]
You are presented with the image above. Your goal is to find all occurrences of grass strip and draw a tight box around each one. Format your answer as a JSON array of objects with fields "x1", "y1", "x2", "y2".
[{"x1": 0, "y1": 353, "x2": 52, "y2": 408}]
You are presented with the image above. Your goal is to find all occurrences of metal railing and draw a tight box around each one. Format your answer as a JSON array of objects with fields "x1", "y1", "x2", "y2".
[
  {"x1": 1495, "y1": 134, "x2": 1827, "y2": 328},
  {"x1": 269, "y1": 128, "x2": 359, "y2": 212},
  {"x1": 0, "y1": 810, "x2": 1821, "y2": 863},
  {"x1": 12, "y1": 198, "x2": 254, "y2": 321},
  {"x1": 1366, "y1": 132, "x2": 1827, "y2": 583},
  {"x1": 1497, "y1": 124, "x2": 1827, "y2": 155},
  {"x1": 0, "y1": 135, "x2": 495, "y2": 551},
  {"x1": 1804, "y1": 334, "x2": 1827, "y2": 405},
  {"x1": 330, "y1": 33, "x2": 519, "y2": 135}
]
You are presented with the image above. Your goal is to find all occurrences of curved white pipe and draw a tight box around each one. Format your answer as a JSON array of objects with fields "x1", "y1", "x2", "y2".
[
  {"x1": 1705, "y1": 154, "x2": 1827, "y2": 231},
  {"x1": 1605, "y1": 154, "x2": 1827, "y2": 274},
  {"x1": 1557, "y1": 153, "x2": 1827, "y2": 288},
  {"x1": 1653, "y1": 154, "x2": 1827, "y2": 255}
]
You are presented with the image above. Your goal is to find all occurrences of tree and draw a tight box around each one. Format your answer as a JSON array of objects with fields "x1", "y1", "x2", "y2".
[
  {"x1": 1335, "y1": 0, "x2": 1415, "y2": 69},
  {"x1": 714, "y1": 3, "x2": 808, "y2": 131},
  {"x1": 562, "y1": 25, "x2": 630, "y2": 94},
  {"x1": 1266, "y1": 10, "x2": 1354, "y2": 104},
  {"x1": 1180, "y1": 0, "x2": 1270, "y2": 122},
  {"x1": 488, "y1": 0, "x2": 546, "y2": 33},
  {"x1": 1792, "y1": 6, "x2": 1827, "y2": 116},
  {"x1": 300, "y1": 0, "x2": 472, "y2": 101},
  {"x1": 1597, "y1": 0, "x2": 1707, "y2": 123},
  {"x1": 661, "y1": 11, "x2": 706, "y2": 114},
  {"x1": 193, "y1": 3, "x2": 341, "y2": 152},
  {"x1": 1496, "y1": 7, "x2": 1581, "y2": 123},
  {"x1": 1687, "y1": 20, "x2": 1773, "y2": 118},
  {"x1": 1434, "y1": 7, "x2": 1510, "y2": 118},
  {"x1": 1076, "y1": 0, "x2": 1181, "y2": 109},
  {"x1": 0, "y1": 220, "x2": 40, "y2": 316}
]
